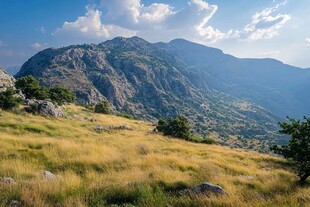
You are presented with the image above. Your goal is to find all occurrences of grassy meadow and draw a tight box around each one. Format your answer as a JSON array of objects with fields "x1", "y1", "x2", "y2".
[{"x1": 0, "y1": 105, "x2": 309, "y2": 207}]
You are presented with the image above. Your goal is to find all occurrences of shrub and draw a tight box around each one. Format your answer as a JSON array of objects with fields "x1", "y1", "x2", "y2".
[
  {"x1": 156, "y1": 116, "x2": 191, "y2": 140},
  {"x1": 94, "y1": 101, "x2": 112, "y2": 114},
  {"x1": 49, "y1": 86, "x2": 75, "y2": 105},
  {"x1": 201, "y1": 137, "x2": 217, "y2": 144},
  {"x1": 15, "y1": 75, "x2": 49, "y2": 100},
  {"x1": 0, "y1": 88, "x2": 23, "y2": 110}
]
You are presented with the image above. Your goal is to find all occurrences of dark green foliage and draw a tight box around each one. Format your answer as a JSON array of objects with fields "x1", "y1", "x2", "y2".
[
  {"x1": 0, "y1": 88, "x2": 23, "y2": 110},
  {"x1": 94, "y1": 101, "x2": 112, "y2": 114},
  {"x1": 15, "y1": 75, "x2": 49, "y2": 100},
  {"x1": 157, "y1": 116, "x2": 191, "y2": 140},
  {"x1": 201, "y1": 137, "x2": 217, "y2": 144},
  {"x1": 271, "y1": 117, "x2": 310, "y2": 183},
  {"x1": 49, "y1": 86, "x2": 75, "y2": 105}
]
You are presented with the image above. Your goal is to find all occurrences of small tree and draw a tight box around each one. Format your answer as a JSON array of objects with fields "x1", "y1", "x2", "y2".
[
  {"x1": 49, "y1": 86, "x2": 75, "y2": 105},
  {"x1": 15, "y1": 75, "x2": 49, "y2": 100},
  {"x1": 271, "y1": 117, "x2": 310, "y2": 183},
  {"x1": 94, "y1": 101, "x2": 112, "y2": 114},
  {"x1": 157, "y1": 116, "x2": 191, "y2": 140},
  {"x1": 0, "y1": 88, "x2": 23, "y2": 110}
]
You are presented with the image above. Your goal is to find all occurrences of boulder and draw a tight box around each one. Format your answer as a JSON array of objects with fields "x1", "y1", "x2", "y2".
[
  {"x1": 25, "y1": 100, "x2": 66, "y2": 117},
  {"x1": 0, "y1": 177, "x2": 16, "y2": 185},
  {"x1": 94, "y1": 125, "x2": 105, "y2": 132},
  {"x1": 109, "y1": 125, "x2": 133, "y2": 131},
  {"x1": 9, "y1": 200, "x2": 23, "y2": 207},
  {"x1": 43, "y1": 171, "x2": 57, "y2": 181},
  {"x1": 179, "y1": 182, "x2": 227, "y2": 196}
]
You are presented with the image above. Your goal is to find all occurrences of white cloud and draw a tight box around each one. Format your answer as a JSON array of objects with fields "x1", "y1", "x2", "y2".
[
  {"x1": 239, "y1": 2, "x2": 291, "y2": 41},
  {"x1": 257, "y1": 51, "x2": 280, "y2": 58},
  {"x1": 54, "y1": 6, "x2": 136, "y2": 42},
  {"x1": 54, "y1": 0, "x2": 291, "y2": 45},
  {"x1": 40, "y1": 27, "x2": 46, "y2": 33},
  {"x1": 0, "y1": 41, "x2": 3, "y2": 47},
  {"x1": 306, "y1": 38, "x2": 310, "y2": 46},
  {"x1": 31, "y1": 42, "x2": 49, "y2": 50}
]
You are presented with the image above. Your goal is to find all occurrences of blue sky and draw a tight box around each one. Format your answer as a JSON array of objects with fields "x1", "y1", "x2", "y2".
[{"x1": 0, "y1": 0, "x2": 309, "y2": 69}]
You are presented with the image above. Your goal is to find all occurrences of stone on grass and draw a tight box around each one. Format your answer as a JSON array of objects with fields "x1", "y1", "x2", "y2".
[
  {"x1": 0, "y1": 177, "x2": 16, "y2": 185},
  {"x1": 43, "y1": 171, "x2": 57, "y2": 181},
  {"x1": 179, "y1": 182, "x2": 227, "y2": 196}
]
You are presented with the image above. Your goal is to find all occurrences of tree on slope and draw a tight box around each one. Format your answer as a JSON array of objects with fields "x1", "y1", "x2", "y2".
[{"x1": 271, "y1": 117, "x2": 310, "y2": 183}]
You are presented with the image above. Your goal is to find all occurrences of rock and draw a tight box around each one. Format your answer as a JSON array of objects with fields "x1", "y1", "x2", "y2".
[
  {"x1": 261, "y1": 167, "x2": 272, "y2": 171},
  {"x1": 9, "y1": 200, "x2": 23, "y2": 207},
  {"x1": 0, "y1": 68, "x2": 15, "y2": 92},
  {"x1": 0, "y1": 177, "x2": 16, "y2": 185},
  {"x1": 179, "y1": 182, "x2": 227, "y2": 196},
  {"x1": 25, "y1": 100, "x2": 66, "y2": 117},
  {"x1": 109, "y1": 125, "x2": 133, "y2": 131},
  {"x1": 43, "y1": 171, "x2": 57, "y2": 181},
  {"x1": 94, "y1": 125, "x2": 105, "y2": 132}
]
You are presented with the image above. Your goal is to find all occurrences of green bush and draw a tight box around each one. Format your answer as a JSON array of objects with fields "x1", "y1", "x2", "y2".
[
  {"x1": 15, "y1": 75, "x2": 49, "y2": 100},
  {"x1": 49, "y1": 86, "x2": 75, "y2": 105},
  {"x1": 0, "y1": 88, "x2": 23, "y2": 110},
  {"x1": 201, "y1": 137, "x2": 217, "y2": 144},
  {"x1": 94, "y1": 101, "x2": 112, "y2": 114},
  {"x1": 156, "y1": 116, "x2": 191, "y2": 140}
]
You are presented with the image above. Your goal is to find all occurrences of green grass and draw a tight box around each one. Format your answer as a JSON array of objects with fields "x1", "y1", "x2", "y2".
[{"x1": 0, "y1": 105, "x2": 309, "y2": 207}]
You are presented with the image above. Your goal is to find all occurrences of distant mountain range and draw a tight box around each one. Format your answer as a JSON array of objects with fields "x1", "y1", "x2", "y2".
[{"x1": 14, "y1": 36, "x2": 310, "y2": 151}]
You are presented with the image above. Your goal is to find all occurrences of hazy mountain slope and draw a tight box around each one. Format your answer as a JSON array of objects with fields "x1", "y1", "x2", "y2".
[
  {"x1": 15, "y1": 37, "x2": 281, "y2": 151},
  {"x1": 155, "y1": 39, "x2": 310, "y2": 118}
]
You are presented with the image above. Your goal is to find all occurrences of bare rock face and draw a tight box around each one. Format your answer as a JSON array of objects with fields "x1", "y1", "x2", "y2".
[{"x1": 0, "y1": 68, "x2": 15, "y2": 92}]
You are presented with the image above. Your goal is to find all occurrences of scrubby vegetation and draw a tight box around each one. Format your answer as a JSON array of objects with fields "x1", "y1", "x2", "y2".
[
  {"x1": 0, "y1": 105, "x2": 309, "y2": 206},
  {"x1": 15, "y1": 75, "x2": 75, "y2": 105},
  {"x1": 0, "y1": 88, "x2": 23, "y2": 110},
  {"x1": 157, "y1": 116, "x2": 218, "y2": 145},
  {"x1": 271, "y1": 116, "x2": 310, "y2": 183},
  {"x1": 94, "y1": 101, "x2": 112, "y2": 114},
  {"x1": 48, "y1": 86, "x2": 76, "y2": 105}
]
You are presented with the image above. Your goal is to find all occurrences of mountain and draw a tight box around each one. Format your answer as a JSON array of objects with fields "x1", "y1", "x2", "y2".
[
  {"x1": 16, "y1": 37, "x2": 293, "y2": 151},
  {"x1": 155, "y1": 39, "x2": 310, "y2": 118},
  {"x1": 4, "y1": 65, "x2": 21, "y2": 75},
  {"x1": 0, "y1": 67, "x2": 15, "y2": 92}
]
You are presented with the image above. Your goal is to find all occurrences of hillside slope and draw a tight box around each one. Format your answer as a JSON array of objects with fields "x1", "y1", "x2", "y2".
[
  {"x1": 0, "y1": 106, "x2": 309, "y2": 207},
  {"x1": 15, "y1": 37, "x2": 283, "y2": 151},
  {"x1": 155, "y1": 39, "x2": 310, "y2": 118}
]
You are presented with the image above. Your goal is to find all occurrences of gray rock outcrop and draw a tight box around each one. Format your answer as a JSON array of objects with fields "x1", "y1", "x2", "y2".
[
  {"x1": 25, "y1": 100, "x2": 66, "y2": 117},
  {"x1": 179, "y1": 182, "x2": 227, "y2": 196},
  {"x1": 0, "y1": 68, "x2": 15, "y2": 92}
]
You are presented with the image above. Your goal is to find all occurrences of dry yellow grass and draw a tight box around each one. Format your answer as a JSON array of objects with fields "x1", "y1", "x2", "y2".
[{"x1": 0, "y1": 105, "x2": 309, "y2": 207}]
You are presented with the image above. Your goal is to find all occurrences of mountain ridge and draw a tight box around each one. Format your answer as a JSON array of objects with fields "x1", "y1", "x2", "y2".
[{"x1": 16, "y1": 36, "x2": 310, "y2": 151}]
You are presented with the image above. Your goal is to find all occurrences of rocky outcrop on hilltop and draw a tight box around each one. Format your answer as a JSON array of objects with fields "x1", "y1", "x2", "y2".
[{"x1": 0, "y1": 67, "x2": 15, "y2": 92}]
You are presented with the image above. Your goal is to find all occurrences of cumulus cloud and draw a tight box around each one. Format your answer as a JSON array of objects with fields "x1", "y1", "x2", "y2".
[
  {"x1": 54, "y1": 6, "x2": 136, "y2": 42},
  {"x1": 31, "y1": 42, "x2": 49, "y2": 50},
  {"x1": 54, "y1": 0, "x2": 290, "y2": 44},
  {"x1": 237, "y1": 2, "x2": 291, "y2": 41},
  {"x1": 306, "y1": 38, "x2": 310, "y2": 46}
]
